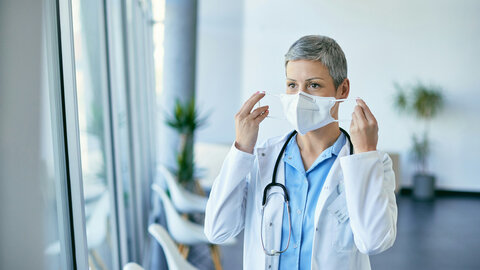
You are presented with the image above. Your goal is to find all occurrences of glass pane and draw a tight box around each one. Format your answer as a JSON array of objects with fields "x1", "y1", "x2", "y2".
[
  {"x1": 107, "y1": 0, "x2": 136, "y2": 261},
  {"x1": 71, "y1": 0, "x2": 116, "y2": 269},
  {"x1": 41, "y1": 0, "x2": 72, "y2": 268}
]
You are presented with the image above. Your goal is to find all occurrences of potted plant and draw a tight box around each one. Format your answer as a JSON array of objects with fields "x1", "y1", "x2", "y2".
[
  {"x1": 394, "y1": 81, "x2": 444, "y2": 200},
  {"x1": 165, "y1": 97, "x2": 207, "y2": 190}
]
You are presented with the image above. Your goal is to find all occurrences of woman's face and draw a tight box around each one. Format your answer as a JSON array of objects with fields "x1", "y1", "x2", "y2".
[{"x1": 285, "y1": 59, "x2": 349, "y2": 117}]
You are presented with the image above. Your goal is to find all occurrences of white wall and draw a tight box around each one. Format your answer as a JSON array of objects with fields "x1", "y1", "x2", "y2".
[
  {"x1": 0, "y1": 0, "x2": 46, "y2": 268},
  {"x1": 196, "y1": 0, "x2": 480, "y2": 191},
  {"x1": 196, "y1": 0, "x2": 244, "y2": 144}
]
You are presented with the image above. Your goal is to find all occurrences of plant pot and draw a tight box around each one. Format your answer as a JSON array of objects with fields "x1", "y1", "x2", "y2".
[{"x1": 413, "y1": 173, "x2": 436, "y2": 200}]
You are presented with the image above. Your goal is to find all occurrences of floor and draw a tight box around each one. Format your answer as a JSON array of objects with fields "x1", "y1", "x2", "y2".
[
  {"x1": 369, "y1": 194, "x2": 480, "y2": 270},
  {"x1": 213, "y1": 194, "x2": 480, "y2": 270}
]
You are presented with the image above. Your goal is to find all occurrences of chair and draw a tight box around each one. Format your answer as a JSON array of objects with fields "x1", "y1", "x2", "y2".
[
  {"x1": 148, "y1": 224, "x2": 198, "y2": 270},
  {"x1": 123, "y1": 262, "x2": 144, "y2": 270},
  {"x1": 151, "y1": 183, "x2": 235, "y2": 270},
  {"x1": 156, "y1": 165, "x2": 208, "y2": 213}
]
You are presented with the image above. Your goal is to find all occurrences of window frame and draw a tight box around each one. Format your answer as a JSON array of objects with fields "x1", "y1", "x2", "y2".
[
  {"x1": 54, "y1": 0, "x2": 159, "y2": 267},
  {"x1": 56, "y1": 0, "x2": 90, "y2": 268}
]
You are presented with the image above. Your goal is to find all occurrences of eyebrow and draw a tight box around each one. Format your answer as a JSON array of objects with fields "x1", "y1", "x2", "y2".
[{"x1": 286, "y1": 77, "x2": 325, "y2": 81}]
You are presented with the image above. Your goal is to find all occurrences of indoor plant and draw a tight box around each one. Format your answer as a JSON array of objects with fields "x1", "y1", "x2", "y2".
[
  {"x1": 394, "y1": 81, "x2": 444, "y2": 200},
  {"x1": 165, "y1": 97, "x2": 207, "y2": 189}
]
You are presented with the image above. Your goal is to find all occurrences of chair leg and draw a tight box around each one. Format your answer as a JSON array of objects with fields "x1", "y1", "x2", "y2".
[
  {"x1": 182, "y1": 245, "x2": 190, "y2": 258},
  {"x1": 88, "y1": 254, "x2": 97, "y2": 270},
  {"x1": 177, "y1": 244, "x2": 191, "y2": 259},
  {"x1": 178, "y1": 244, "x2": 186, "y2": 258},
  {"x1": 194, "y1": 180, "x2": 206, "y2": 196},
  {"x1": 209, "y1": 244, "x2": 223, "y2": 270},
  {"x1": 91, "y1": 250, "x2": 108, "y2": 270}
]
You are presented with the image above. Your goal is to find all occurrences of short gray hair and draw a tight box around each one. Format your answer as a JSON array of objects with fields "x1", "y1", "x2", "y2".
[{"x1": 285, "y1": 35, "x2": 347, "y2": 89}]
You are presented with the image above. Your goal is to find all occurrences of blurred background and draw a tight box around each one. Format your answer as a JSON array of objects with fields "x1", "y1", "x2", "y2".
[{"x1": 1, "y1": 0, "x2": 479, "y2": 269}]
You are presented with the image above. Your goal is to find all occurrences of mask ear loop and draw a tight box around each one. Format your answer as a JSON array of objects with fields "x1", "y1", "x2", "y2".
[
  {"x1": 331, "y1": 97, "x2": 360, "y2": 122},
  {"x1": 334, "y1": 97, "x2": 360, "y2": 102}
]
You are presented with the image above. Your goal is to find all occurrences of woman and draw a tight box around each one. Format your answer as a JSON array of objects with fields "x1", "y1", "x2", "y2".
[{"x1": 204, "y1": 35, "x2": 397, "y2": 270}]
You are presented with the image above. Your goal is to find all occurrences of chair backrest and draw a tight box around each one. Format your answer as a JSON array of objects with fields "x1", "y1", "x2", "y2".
[
  {"x1": 157, "y1": 165, "x2": 207, "y2": 213},
  {"x1": 151, "y1": 183, "x2": 208, "y2": 245},
  {"x1": 148, "y1": 224, "x2": 198, "y2": 270},
  {"x1": 123, "y1": 262, "x2": 144, "y2": 270},
  {"x1": 151, "y1": 183, "x2": 184, "y2": 230},
  {"x1": 157, "y1": 165, "x2": 185, "y2": 206}
]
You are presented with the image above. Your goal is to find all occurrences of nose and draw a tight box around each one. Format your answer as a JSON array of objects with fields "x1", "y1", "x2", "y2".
[{"x1": 298, "y1": 83, "x2": 307, "y2": 93}]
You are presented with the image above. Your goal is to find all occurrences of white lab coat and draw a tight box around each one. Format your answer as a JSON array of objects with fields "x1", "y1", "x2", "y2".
[{"x1": 204, "y1": 132, "x2": 398, "y2": 270}]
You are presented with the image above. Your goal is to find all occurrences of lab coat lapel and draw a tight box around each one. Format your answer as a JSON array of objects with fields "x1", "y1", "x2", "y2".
[
  {"x1": 313, "y1": 140, "x2": 350, "y2": 226},
  {"x1": 256, "y1": 134, "x2": 290, "y2": 270}
]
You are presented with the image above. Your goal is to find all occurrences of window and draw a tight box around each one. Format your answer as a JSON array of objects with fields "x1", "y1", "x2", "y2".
[
  {"x1": 41, "y1": 0, "x2": 74, "y2": 269},
  {"x1": 71, "y1": 0, "x2": 120, "y2": 269},
  {"x1": 53, "y1": 0, "x2": 159, "y2": 268}
]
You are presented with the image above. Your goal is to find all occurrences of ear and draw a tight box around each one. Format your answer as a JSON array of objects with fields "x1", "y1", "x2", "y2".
[{"x1": 336, "y1": 78, "x2": 350, "y2": 99}]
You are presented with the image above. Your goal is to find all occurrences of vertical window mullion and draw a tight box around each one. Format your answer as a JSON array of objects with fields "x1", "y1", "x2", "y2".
[
  {"x1": 57, "y1": 0, "x2": 90, "y2": 268},
  {"x1": 104, "y1": 0, "x2": 135, "y2": 266},
  {"x1": 101, "y1": 0, "x2": 122, "y2": 267}
]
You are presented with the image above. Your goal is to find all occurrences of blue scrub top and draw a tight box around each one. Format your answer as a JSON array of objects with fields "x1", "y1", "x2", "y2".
[{"x1": 278, "y1": 132, "x2": 346, "y2": 270}]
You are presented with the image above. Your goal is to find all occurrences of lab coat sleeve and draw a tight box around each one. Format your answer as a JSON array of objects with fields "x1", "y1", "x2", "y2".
[
  {"x1": 339, "y1": 151, "x2": 398, "y2": 255},
  {"x1": 204, "y1": 143, "x2": 256, "y2": 244}
]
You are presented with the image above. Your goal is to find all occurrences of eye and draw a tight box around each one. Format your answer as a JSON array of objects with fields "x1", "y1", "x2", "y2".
[
  {"x1": 287, "y1": 82, "x2": 296, "y2": 88},
  {"x1": 309, "y1": 82, "x2": 321, "y2": 89}
]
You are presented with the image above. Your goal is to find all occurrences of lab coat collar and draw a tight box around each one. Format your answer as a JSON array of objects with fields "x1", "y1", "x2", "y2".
[{"x1": 254, "y1": 129, "x2": 352, "y2": 193}]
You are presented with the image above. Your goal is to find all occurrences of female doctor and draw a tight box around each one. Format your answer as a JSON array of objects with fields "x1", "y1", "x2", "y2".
[{"x1": 204, "y1": 35, "x2": 398, "y2": 270}]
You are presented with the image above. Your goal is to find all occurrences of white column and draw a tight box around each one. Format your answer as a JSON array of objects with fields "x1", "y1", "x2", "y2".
[{"x1": 158, "y1": 0, "x2": 198, "y2": 168}]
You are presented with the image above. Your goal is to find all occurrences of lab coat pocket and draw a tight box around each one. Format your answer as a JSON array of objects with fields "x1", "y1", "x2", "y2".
[{"x1": 327, "y1": 192, "x2": 354, "y2": 252}]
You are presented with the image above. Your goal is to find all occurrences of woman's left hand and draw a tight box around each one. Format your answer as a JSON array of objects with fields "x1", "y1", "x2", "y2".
[{"x1": 350, "y1": 99, "x2": 378, "y2": 154}]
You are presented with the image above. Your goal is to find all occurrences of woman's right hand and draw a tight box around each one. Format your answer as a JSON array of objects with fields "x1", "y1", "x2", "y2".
[{"x1": 234, "y1": 91, "x2": 269, "y2": 154}]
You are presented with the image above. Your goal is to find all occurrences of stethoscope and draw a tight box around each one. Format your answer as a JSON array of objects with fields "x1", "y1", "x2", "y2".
[{"x1": 260, "y1": 128, "x2": 353, "y2": 256}]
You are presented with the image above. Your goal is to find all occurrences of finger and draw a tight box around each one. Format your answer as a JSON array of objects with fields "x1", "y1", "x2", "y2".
[
  {"x1": 349, "y1": 119, "x2": 355, "y2": 134},
  {"x1": 249, "y1": 105, "x2": 269, "y2": 119},
  {"x1": 350, "y1": 112, "x2": 357, "y2": 129},
  {"x1": 351, "y1": 110, "x2": 360, "y2": 127},
  {"x1": 239, "y1": 92, "x2": 266, "y2": 116},
  {"x1": 254, "y1": 109, "x2": 269, "y2": 124},
  {"x1": 353, "y1": 105, "x2": 367, "y2": 125},
  {"x1": 356, "y1": 99, "x2": 377, "y2": 123}
]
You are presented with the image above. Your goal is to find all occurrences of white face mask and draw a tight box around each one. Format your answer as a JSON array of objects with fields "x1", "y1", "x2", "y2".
[{"x1": 279, "y1": 91, "x2": 357, "y2": 135}]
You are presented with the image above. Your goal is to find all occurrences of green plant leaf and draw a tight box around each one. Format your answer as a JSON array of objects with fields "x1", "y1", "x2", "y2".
[
  {"x1": 164, "y1": 96, "x2": 209, "y2": 185},
  {"x1": 393, "y1": 81, "x2": 444, "y2": 174}
]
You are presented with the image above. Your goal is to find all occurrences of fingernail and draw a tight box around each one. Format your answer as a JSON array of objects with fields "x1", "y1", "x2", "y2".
[
  {"x1": 255, "y1": 91, "x2": 259, "y2": 94},
  {"x1": 261, "y1": 91, "x2": 266, "y2": 94}
]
